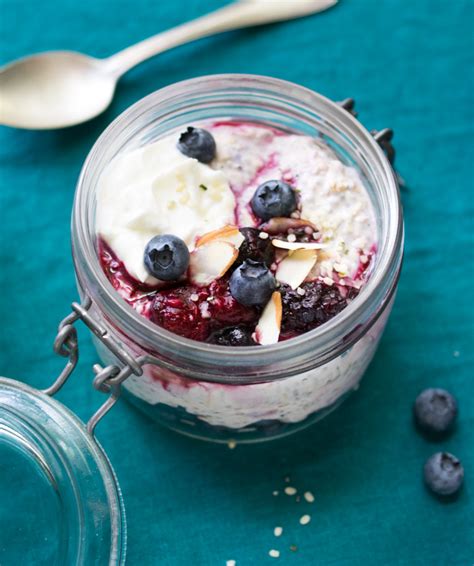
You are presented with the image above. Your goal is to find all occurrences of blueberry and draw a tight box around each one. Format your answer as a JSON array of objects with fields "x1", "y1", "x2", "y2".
[
  {"x1": 144, "y1": 235, "x2": 190, "y2": 281},
  {"x1": 208, "y1": 326, "x2": 256, "y2": 346},
  {"x1": 229, "y1": 259, "x2": 276, "y2": 306},
  {"x1": 177, "y1": 127, "x2": 216, "y2": 163},
  {"x1": 251, "y1": 180, "x2": 297, "y2": 221},
  {"x1": 424, "y1": 452, "x2": 464, "y2": 496},
  {"x1": 414, "y1": 388, "x2": 457, "y2": 434}
]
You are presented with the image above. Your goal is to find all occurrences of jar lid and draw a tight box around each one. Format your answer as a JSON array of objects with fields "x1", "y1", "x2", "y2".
[{"x1": 0, "y1": 377, "x2": 126, "y2": 565}]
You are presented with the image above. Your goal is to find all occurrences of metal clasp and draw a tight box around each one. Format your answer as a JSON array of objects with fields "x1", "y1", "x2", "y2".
[
  {"x1": 371, "y1": 127, "x2": 395, "y2": 165},
  {"x1": 338, "y1": 97, "x2": 358, "y2": 118},
  {"x1": 338, "y1": 98, "x2": 405, "y2": 188},
  {"x1": 44, "y1": 296, "x2": 147, "y2": 436}
]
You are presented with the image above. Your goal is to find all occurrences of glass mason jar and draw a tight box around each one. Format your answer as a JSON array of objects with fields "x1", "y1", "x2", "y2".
[{"x1": 71, "y1": 74, "x2": 403, "y2": 443}]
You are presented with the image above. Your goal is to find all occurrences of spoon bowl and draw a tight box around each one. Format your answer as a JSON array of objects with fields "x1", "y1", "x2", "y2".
[
  {"x1": 0, "y1": 52, "x2": 116, "y2": 129},
  {"x1": 0, "y1": 0, "x2": 337, "y2": 130}
]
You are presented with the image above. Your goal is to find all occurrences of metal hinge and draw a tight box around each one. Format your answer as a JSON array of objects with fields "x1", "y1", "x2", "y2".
[
  {"x1": 43, "y1": 296, "x2": 148, "y2": 435},
  {"x1": 338, "y1": 97, "x2": 358, "y2": 118},
  {"x1": 338, "y1": 98, "x2": 405, "y2": 188}
]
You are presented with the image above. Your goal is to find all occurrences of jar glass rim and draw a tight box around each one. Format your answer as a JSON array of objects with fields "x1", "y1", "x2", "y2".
[{"x1": 72, "y1": 74, "x2": 403, "y2": 379}]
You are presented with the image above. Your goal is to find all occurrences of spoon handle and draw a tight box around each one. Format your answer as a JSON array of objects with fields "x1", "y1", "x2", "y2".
[{"x1": 104, "y1": 0, "x2": 337, "y2": 77}]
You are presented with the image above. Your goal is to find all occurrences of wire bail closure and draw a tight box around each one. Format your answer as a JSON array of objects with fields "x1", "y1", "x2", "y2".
[{"x1": 43, "y1": 296, "x2": 147, "y2": 436}]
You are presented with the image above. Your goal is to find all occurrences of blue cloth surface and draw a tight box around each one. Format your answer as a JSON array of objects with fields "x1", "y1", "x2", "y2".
[{"x1": 1, "y1": 0, "x2": 473, "y2": 564}]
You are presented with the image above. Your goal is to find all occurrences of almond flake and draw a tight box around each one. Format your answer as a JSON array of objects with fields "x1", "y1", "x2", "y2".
[
  {"x1": 189, "y1": 241, "x2": 238, "y2": 285},
  {"x1": 276, "y1": 249, "x2": 318, "y2": 289},
  {"x1": 299, "y1": 514, "x2": 311, "y2": 525},
  {"x1": 261, "y1": 217, "x2": 317, "y2": 235},
  {"x1": 255, "y1": 292, "x2": 282, "y2": 345},
  {"x1": 272, "y1": 239, "x2": 325, "y2": 251},
  {"x1": 304, "y1": 491, "x2": 315, "y2": 503},
  {"x1": 196, "y1": 225, "x2": 245, "y2": 249}
]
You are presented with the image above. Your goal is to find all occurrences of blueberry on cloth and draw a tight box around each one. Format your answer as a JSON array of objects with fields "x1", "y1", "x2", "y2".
[
  {"x1": 177, "y1": 126, "x2": 216, "y2": 163},
  {"x1": 229, "y1": 259, "x2": 276, "y2": 306},
  {"x1": 250, "y1": 180, "x2": 297, "y2": 220},
  {"x1": 144, "y1": 235, "x2": 190, "y2": 280},
  {"x1": 414, "y1": 388, "x2": 457, "y2": 433},
  {"x1": 424, "y1": 452, "x2": 464, "y2": 496}
]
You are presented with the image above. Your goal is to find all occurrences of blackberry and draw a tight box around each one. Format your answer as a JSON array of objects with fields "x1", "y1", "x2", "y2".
[
  {"x1": 208, "y1": 326, "x2": 256, "y2": 346},
  {"x1": 237, "y1": 227, "x2": 275, "y2": 267},
  {"x1": 281, "y1": 282, "x2": 349, "y2": 334}
]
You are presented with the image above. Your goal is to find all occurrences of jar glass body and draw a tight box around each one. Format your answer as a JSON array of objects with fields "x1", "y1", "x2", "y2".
[{"x1": 72, "y1": 75, "x2": 403, "y2": 443}]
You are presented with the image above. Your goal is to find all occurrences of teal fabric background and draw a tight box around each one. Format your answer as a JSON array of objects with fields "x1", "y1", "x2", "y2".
[{"x1": 1, "y1": 0, "x2": 473, "y2": 564}]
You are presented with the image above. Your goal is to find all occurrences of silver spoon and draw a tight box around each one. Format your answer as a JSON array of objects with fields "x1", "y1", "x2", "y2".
[{"x1": 0, "y1": 0, "x2": 336, "y2": 130}]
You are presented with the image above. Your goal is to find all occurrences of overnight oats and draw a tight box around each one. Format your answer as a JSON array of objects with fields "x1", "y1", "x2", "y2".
[
  {"x1": 72, "y1": 75, "x2": 403, "y2": 442},
  {"x1": 97, "y1": 121, "x2": 375, "y2": 345}
]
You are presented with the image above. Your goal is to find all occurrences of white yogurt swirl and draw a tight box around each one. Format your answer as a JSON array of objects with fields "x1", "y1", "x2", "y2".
[{"x1": 96, "y1": 137, "x2": 236, "y2": 284}]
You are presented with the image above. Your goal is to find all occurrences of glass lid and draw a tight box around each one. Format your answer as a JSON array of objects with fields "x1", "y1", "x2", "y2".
[{"x1": 0, "y1": 377, "x2": 126, "y2": 565}]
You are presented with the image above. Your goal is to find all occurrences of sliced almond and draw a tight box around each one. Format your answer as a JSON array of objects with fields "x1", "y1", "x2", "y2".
[
  {"x1": 189, "y1": 241, "x2": 238, "y2": 285},
  {"x1": 260, "y1": 217, "x2": 318, "y2": 235},
  {"x1": 196, "y1": 225, "x2": 244, "y2": 249},
  {"x1": 255, "y1": 291, "x2": 282, "y2": 345},
  {"x1": 272, "y1": 239, "x2": 326, "y2": 251},
  {"x1": 276, "y1": 249, "x2": 318, "y2": 289}
]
